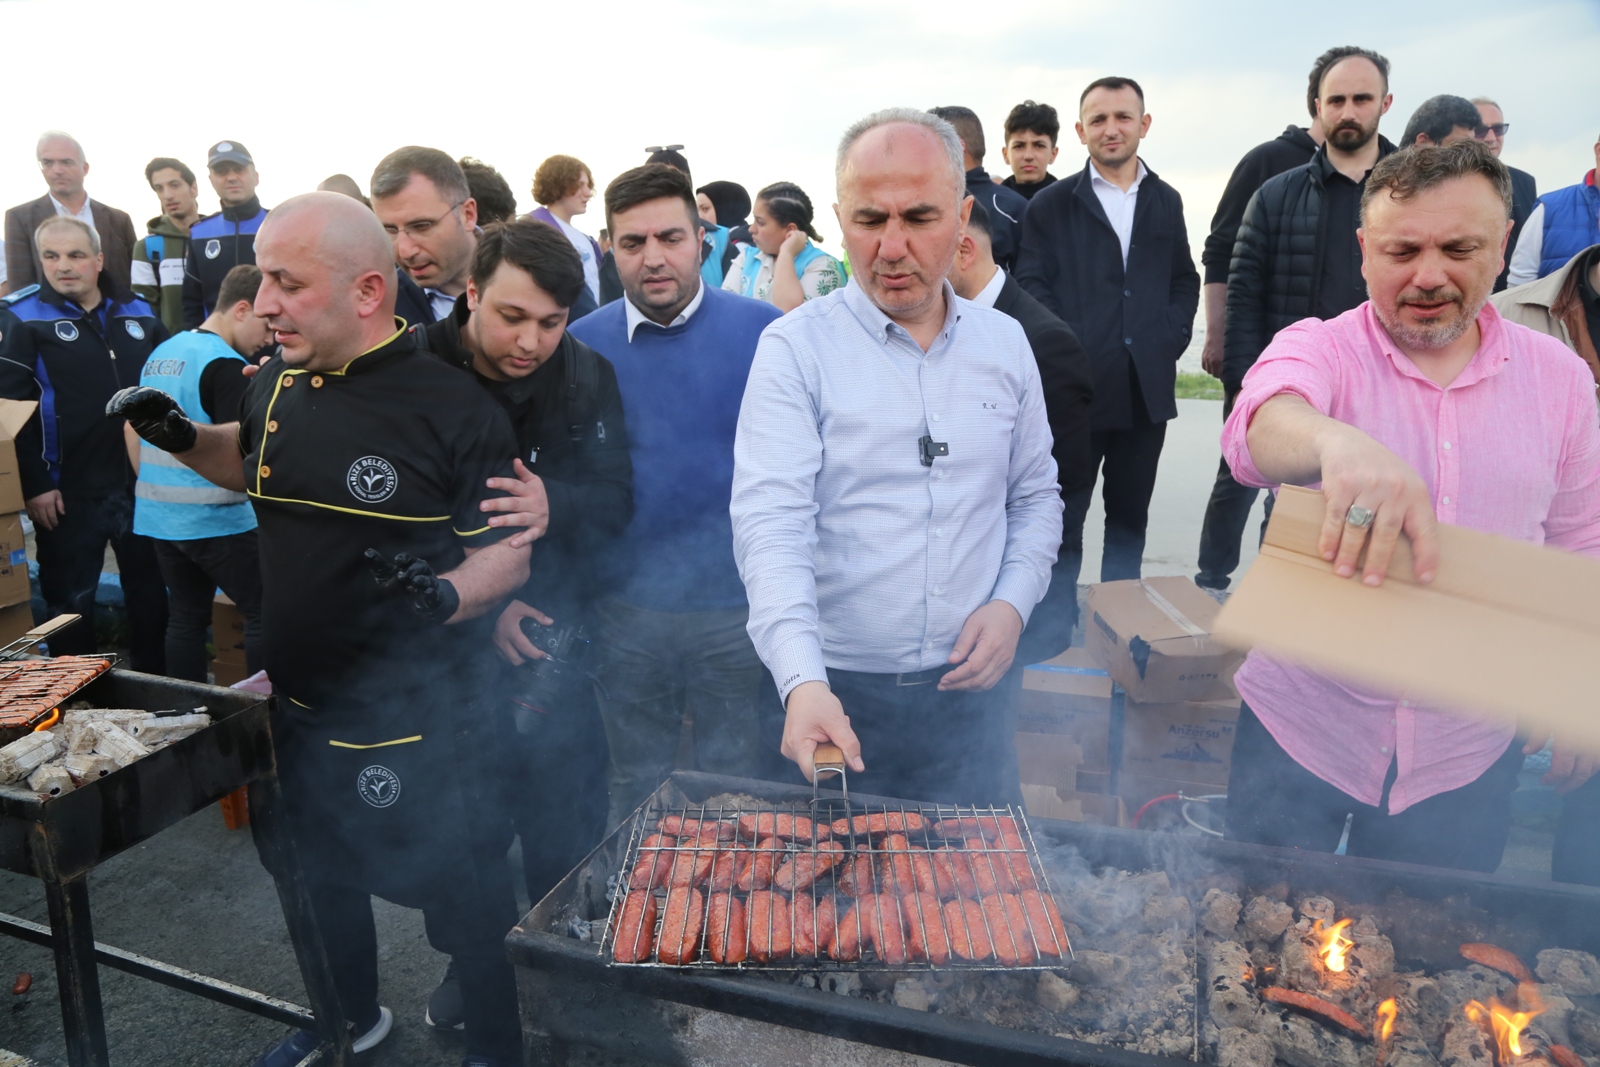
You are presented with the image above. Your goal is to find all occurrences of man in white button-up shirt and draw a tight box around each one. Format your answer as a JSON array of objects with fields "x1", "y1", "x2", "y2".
[{"x1": 731, "y1": 108, "x2": 1063, "y2": 803}]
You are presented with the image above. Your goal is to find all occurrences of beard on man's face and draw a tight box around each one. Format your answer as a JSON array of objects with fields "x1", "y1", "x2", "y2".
[{"x1": 1327, "y1": 118, "x2": 1378, "y2": 153}]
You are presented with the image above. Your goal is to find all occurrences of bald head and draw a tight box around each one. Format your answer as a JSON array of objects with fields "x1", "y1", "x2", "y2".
[
  {"x1": 317, "y1": 173, "x2": 370, "y2": 206},
  {"x1": 254, "y1": 192, "x2": 400, "y2": 370}
]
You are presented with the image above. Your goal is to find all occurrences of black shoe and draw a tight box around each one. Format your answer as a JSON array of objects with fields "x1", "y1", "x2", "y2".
[{"x1": 426, "y1": 958, "x2": 465, "y2": 1030}]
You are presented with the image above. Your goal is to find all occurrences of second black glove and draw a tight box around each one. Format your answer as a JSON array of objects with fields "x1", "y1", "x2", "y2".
[
  {"x1": 107, "y1": 386, "x2": 197, "y2": 453},
  {"x1": 364, "y1": 549, "x2": 460, "y2": 624}
]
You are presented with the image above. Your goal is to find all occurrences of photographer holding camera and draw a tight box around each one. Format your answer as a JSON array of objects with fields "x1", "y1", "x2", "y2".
[{"x1": 424, "y1": 218, "x2": 633, "y2": 1031}]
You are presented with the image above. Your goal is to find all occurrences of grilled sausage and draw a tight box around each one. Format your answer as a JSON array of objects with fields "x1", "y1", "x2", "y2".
[
  {"x1": 612, "y1": 890, "x2": 659, "y2": 963},
  {"x1": 882, "y1": 834, "x2": 916, "y2": 897},
  {"x1": 1458, "y1": 942, "x2": 1534, "y2": 984},
  {"x1": 830, "y1": 811, "x2": 929, "y2": 839},
  {"x1": 736, "y1": 837, "x2": 782, "y2": 892},
  {"x1": 659, "y1": 815, "x2": 735, "y2": 841},
  {"x1": 706, "y1": 892, "x2": 746, "y2": 964},
  {"x1": 943, "y1": 898, "x2": 993, "y2": 960},
  {"x1": 903, "y1": 891, "x2": 952, "y2": 965},
  {"x1": 746, "y1": 890, "x2": 792, "y2": 961},
  {"x1": 865, "y1": 893, "x2": 910, "y2": 965},
  {"x1": 996, "y1": 829, "x2": 1039, "y2": 889},
  {"x1": 982, "y1": 893, "x2": 1037, "y2": 966},
  {"x1": 772, "y1": 840, "x2": 845, "y2": 892},
  {"x1": 791, "y1": 893, "x2": 820, "y2": 958},
  {"x1": 966, "y1": 838, "x2": 1017, "y2": 895},
  {"x1": 907, "y1": 847, "x2": 940, "y2": 896},
  {"x1": 707, "y1": 849, "x2": 739, "y2": 891},
  {"x1": 656, "y1": 887, "x2": 705, "y2": 965},
  {"x1": 1018, "y1": 889, "x2": 1070, "y2": 958},
  {"x1": 830, "y1": 901, "x2": 863, "y2": 961},
  {"x1": 931, "y1": 848, "x2": 979, "y2": 900},
  {"x1": 836, "y1": 853, "x2": 877, "y2": 897},
  {"x1": 667, "y1": 849, "x2": 715, "y2": 889},
  {"x1": 737, "y1": 812, "x2": 820, "y2": 842},
  {"x1": 934, "y1": 815, "x2": 1019, "y2": 841},
  {"x1": 628, "y1": 834, "x2": 673, "y2": 890}
]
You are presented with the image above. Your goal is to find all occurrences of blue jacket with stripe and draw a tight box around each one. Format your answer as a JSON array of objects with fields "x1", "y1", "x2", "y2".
[
  {"x1": 181, "y1": 196, "x2": 268, "y2": 328},
  {"x1": 0, "y1": 282, "x2": 165, "y2": 498}
]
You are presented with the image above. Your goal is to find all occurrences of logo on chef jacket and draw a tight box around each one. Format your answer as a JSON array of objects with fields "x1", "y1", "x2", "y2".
[
  {"x1": 125, "y1": 321, "x2": 145, "y2": 340},
  {"x1": 55, "y1": 321, "x2": 78, "y2": 342},
  {"x1": 204, "y1": 239, "x2": 221, "y2": 260},
  {"x1": 347, "y1": 456, "x2": 398, "y2": 503},
  {"x1": 356, "y1": 765, "x2": 401, "y2": 808}
]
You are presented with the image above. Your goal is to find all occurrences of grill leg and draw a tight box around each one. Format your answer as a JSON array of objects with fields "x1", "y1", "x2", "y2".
[{"x1": 41, "y1": 874, "x2": 110, "y2": 1067}]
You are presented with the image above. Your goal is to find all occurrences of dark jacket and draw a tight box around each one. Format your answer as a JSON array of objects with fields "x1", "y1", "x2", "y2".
[
  {"x1": 1498, "y1": 166, "x2": 1539, "y2": 293},
  {"x1": 1003, "y1": 172, "x2": 1058, "y2": 202},
  {"x1": 1201, "y1": 125, "x2": 1319, "y2": 285},
  {"x1": 1222, "y1": 138, "x2": 1397, "y2": 390},
  {"x1": 0, "y1": 282, "x2": 165, "y2": 498},
  {"x1": 425, "y1": 297, "x2": 633, "y2": 614},
  {"x1": 1014, "y1": 159, "x2": 1200, "y2": 430},
  {"x1": 968, "y1": 166, "x2": 1029, "y2": 272},
  {"x1": 395, "y1": 269, "x2": 435, "y2": 328},
  {"x1": 182, "y1": 197, "x2": 268, "y2": 327},
  {"x1": 3, "y1": 195, "x2": 138, "y2": 297},
  {"x1": 598, "y1": 249, "x2": 622, "y2": 306},
  {"x1": 991, "y1": 272, "x2": 1095, "y2": 496}
]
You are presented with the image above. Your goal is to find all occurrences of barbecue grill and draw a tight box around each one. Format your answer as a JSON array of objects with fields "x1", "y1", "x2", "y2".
[
  {"x1": 0, "y1": 664, "x2": 354, "y2": 1067},
  {"x1": 0, "y1": 654, "x2": 111, "y2": 745},
  {"x1": 507, "y1": 770, "x2": 1600, "y2": 1067}
]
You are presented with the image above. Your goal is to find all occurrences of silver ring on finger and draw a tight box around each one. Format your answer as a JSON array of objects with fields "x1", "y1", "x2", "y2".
[{"x1": 1345, "y1": 504, "x2": 1375, "y2": 529}]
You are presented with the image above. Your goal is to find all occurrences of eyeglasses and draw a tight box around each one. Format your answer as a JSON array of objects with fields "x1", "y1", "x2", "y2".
[
  {"x1": 1475, "y1": 123, "x2": 1510, "y2": 139},
  {"x1": 382, "y1": 200, "x2": 464, "y2": 240}
]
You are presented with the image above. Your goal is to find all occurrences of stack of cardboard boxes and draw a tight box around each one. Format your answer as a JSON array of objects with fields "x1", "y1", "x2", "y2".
[
  {"x1": 0, "y1": 401, "x2": 40, "y2": 644},
  {"x1": 211, "y1": 593, "x2": 249, "y2": 687},
  {"x1": 1016, "y1": 576, "x2": 1245, "y2": 824}
]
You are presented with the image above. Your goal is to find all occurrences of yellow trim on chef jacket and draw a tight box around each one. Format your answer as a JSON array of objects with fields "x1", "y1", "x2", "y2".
[{"x1": 328, "y1": 734, "x2": 424, "y2": 750}]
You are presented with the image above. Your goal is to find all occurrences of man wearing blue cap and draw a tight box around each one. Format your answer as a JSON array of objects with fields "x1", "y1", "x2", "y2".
[{"x1": 182, "y1": 140, "x2": 269, "y2": 328}]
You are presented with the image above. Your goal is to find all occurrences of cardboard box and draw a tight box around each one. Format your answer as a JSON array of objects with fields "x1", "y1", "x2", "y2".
[
  {"x1": 212, "y1": 593, "x2": 247, "y2": 665},
  {"x1": 0, "y1": 512, "x2": 29, "y2": 608},
  {"x1": 0, "y1": 400, "x2": 37, "y2": 515},
  {"x1": 1014, "y1": 732, "x2": 1084, "y2": 793},
  {"x1": 211, "y1": 659, "x2": 251, "y2": 688},
  {"x1": 1120, "y1": 698, "x2": 1240, "y2": 787},
  {"x1": 0, "y1": 601, "x2": 35, "y2": 645},
  {"x1": 1021, "y1": 782, "x2": 1127, "y2": 827},
  {"x1": 1214, "y1": 485, "x2": 1600, "y2": 758},
  {"x1": 1086, "y1": 577, "x2": 1243, "y2": 703},
  {"x1": 1018, "y1": 647, "x2": 1113, "y2": 770}
]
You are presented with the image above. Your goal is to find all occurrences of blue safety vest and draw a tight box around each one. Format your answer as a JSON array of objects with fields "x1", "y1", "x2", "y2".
[
  {"x1": 700, "y1": 224, "x2": 732, "y2": 288},
  {"x1": 1536, "y1": 172, "x2": 1600, "y2": 279},
  {"x1": 735, "y1": 241, "x2": 833, "y2": 300},
  {"x1": 132, "y1": 330, "x2": 256, "y2": 540}
]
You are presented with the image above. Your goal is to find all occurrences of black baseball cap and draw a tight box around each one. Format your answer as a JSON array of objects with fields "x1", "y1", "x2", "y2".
[{"x1": 207, "y1": 140, "x2": 254, "y2": 168}]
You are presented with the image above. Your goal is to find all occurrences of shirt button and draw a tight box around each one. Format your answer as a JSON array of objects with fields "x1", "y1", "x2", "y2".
[
  {"x1": 1390, "y1": 719, "x2": 1397, "y2": 726},
  {"x1": 932, "y1": 585, "x2": 943, "y2": 596},
  {"x1": 1443, "y1": 441, "x2": 1452, "y2": 450},
  {"x1": 1123, "y1": 337, "x2": 1133, "y2": 345},
  {"x1": 1123, "y1": 290, "x2": 1132, "y2": 298},
  {"x1": 934, "y1": 528, "x2": 944, "y2": 538},
  {"x1": 1401, "y1": 700, "x2": 1412, "y2": 708},
  {"x1": 260, "y1": 465, "x2": 271, "y2": 478},
  {"x1": 931, "y1": 413, "x2": 940, "y2": 421},
  {"x1": 267, "y1": 420, "x2": 279, "y2": 433},
  {"x1": 311, "y1": 376, "x2": 325, "y2": 388},
  {"x1": 282, "y1": 376, "x2": 294, "y2": 388},
  {"x1": 1441, "y1": 496, "x2": 1450, "y2": 505},
  {"x1": 925, "y1": 641, "x2": 934, "y2": 650},
  {"x1": 1381, "y1": 746, "x2": 1390, "y2": 754}
]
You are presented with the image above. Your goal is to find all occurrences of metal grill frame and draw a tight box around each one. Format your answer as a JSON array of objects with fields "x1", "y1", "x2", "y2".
[
  {"x1": 599, "y1": 790, "x2": 1075, "y2": 972},
  {"x1": 0, "y1": 655, "x2": 111, "y2": 737}
]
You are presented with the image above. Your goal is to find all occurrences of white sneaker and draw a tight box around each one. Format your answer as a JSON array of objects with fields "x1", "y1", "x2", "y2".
[{"x1": 353, "y1": 1006, "x2": 394, "y2": 1053}]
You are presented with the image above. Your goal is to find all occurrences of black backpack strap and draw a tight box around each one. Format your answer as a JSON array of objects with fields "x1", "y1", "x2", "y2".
[{"x1": 562, "y1": 333, "x2": 601, "y2": 442}]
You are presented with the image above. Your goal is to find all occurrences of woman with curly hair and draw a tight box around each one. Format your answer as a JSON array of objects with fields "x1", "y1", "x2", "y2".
[{"x1": 529, "y1": 154, "x2": 601, "y2": 303}]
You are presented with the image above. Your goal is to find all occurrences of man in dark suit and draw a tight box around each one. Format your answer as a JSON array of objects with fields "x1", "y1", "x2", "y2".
[
  {"x1": 951, "y1": 201, "x2": 1094, "y2": 659},
  {"x1": 3, "y1": 132, "x2": 136, "y2": 297},
  {"x1": 1014, "y1": 76, "x2": 1200, "y2": 583},
  {"x1": 930, "y1": 106, "x2": 1032, "y2": 272},
  {"x1": 1474, "y1": 97, "x2": 1538, "y2": 292}
]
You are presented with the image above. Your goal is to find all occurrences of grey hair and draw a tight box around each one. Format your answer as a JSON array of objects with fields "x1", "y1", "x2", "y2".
[
  {"x1": 1470, "y1": 96, "x2": 1501, "y2": 112},
  {"x1": 836, "y1": 108, "x2": 965, "y2": 197},
  {"x1": 36, "y1": 130, "x2": 86, "y2": 163},
  {"x1": 35, "y1": 215, "x2": 100, "y2": 256},
  {"x1": 370, "y1": 146, "x2": 470, "y2": 205}
]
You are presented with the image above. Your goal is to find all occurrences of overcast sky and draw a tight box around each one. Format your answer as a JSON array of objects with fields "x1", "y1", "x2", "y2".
[{"x1": 2, "y1": 0, "x2": 1597, "y2": 259}]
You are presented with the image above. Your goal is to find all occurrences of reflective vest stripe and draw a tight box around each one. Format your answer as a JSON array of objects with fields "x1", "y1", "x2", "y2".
[{"x1": 136, "y1": 481, "x2": 249, "y2": 505}]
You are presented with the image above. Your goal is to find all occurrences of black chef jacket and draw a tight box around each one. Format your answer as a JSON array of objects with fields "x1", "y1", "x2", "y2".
[{"x1": 238, "y1": 322, "x2": 519, "y2": 722}]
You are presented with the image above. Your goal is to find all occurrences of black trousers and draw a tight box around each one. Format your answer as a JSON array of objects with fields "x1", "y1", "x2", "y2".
[
  {"x1": 152, "y1": 531, "x2": 264, "y2": 682},
  {"x1": 1195, "y1": 387, "x2": 1275, "y2": 590},
  {"x1": 1061, "y1": 409, "x2": 1168, "y2": 583},
  {"x1": 1554, "y1": 774, "x2": 1600, "y2": 886},
  {"x1": 1226, "y1": 702, "x2": 1525, "y2": 873},
  {"x1": 34, "y1": 490, "x2": 166, "y2": 673}
]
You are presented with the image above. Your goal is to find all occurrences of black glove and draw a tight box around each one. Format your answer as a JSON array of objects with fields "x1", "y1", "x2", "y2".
[
  {"x1": 107, "y1": 386, "x2": 197, "y2": 453},
  {"x1": 364, "y1": 549, "x2": 460, "y2": 624}
]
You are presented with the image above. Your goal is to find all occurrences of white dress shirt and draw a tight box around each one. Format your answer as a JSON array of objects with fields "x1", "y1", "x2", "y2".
[
  {"x1": 623, "y1": 279, "x2": 705, "y2": 341},
  {"x1": 1507, "y1": 202, "x2": 1544, "y2": 287},
  {"x1": 49, "y1": 193, "x2": 96, "y2": 231},
  {"x1": 1089, "y1": 159, "x2": 1148, "y2": 268},
  {"x1": 731, "y1": 278, "x2": 1063, "y2": 701},
  {"x1": 969, "y1": 265, "x2": 1007, "y2": 309}
]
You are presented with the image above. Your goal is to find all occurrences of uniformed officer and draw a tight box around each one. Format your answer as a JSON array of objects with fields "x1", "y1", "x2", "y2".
[
  {"x1": 421, "y1": 217, "x2": 632, "y2": 1030},
  {"x1": 133, "y1": 263, "x2": 266, "y2": 682},
  {"x1": 113, "y1": 192, "x2": 531, "y2": 1067},
  {"x1": 181, "y1": 140, "x2": 269, "y2": 328},
  {"x1": 0, "y1": 215, "x2": 169, "y2": 669}
]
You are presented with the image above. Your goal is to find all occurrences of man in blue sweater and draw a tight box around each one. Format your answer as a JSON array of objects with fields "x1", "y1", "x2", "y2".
[{"x1": 568, "y1": 164, "x2": 781, "y2": 827}]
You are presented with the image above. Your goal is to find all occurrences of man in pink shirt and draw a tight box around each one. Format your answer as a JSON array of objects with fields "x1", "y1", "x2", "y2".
[{"x1": 1221, "y1": 141, "x2": 1600, "y2": 872}]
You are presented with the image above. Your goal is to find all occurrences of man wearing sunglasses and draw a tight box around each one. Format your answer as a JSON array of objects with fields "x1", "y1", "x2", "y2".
[
  {"x1": 371, "y1": 147, "x2": 480, "y2": 323},
  {"x1": 1472, "y1": 98, "x2": 1539, "y2": 292}
]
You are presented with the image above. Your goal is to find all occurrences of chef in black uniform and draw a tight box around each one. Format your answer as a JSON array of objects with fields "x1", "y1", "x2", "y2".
[{"x1": 111, "y1": 192, "x2": 530, "y2": 1067}]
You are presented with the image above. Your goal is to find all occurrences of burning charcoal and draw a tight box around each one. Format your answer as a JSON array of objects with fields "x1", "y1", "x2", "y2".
[
  {"x1": 1200, "y1": 887, "x2": 1243, "y2": 938},
  {"x1": 1036, "y1": 970, "x2": 1080, "y2": 1012},
  {"x1": 891, "y1": 977, "x2": 934, "y2": 1011},
  {"x1": 1124, "y1": 870, "x2": 1172, "y2": 903},
  {"x1": 0, "y1": 730, "x2": 63, "y2": 783},
  {"x1": 1439, "y1": 1015, "x2": 1493, "y2": 1067},
  {"x1": 1537, "y1": 951, "x2": 1600, "y2": 996},
  {"x1": 1070, "y1": 949, "x2": 1131, "y2": 987},
  {"x1": 1530, "y1": 985, "x2": 1576, "y2": 1048},
  {"x1": 26, "y1": 761, "x2": 74, "y2": 797},
  {"x1": 1568, "y1": 1008, "x2": 1600, "y2": 1057},
  {"x1": 1207, "y1": 941, "x2": 1260, "y2": 1029},
  {"x1": 1217, "y1": 1026, "x2": 1275, "y2": 1067},
  {"x1": 1379, "y1": 973, "x2": 1452, "y2": 1048},
  {"x1": 1242, "y1": 896, "x2": 1294, "y2": 943},
  {"x1": 1384, "y1": 1036, "x2": 1443, "y2": 1067},
  {"x1": 1264, "y1": 1010, "x2": 1370, "y2": 1067},
  {"x1": 818, "y1": 972, "x2": 860, "y2": 998},
  {"x1": 1279, "y1": 934, "x2": 1344, "y2": 993},
  {"x1": 1298, "y1": 896, "x2": 1337, "y2": 926},
  {"x1": 1352, "y1": 919, "x2": 1396, "y2": 980},
  {"x1": 63, "y1": 753, "x2": 115, "y2": 783},
  {"x1": 1143, "y1": 892, "x2": 1194, "y2": 932},
  {"x1": 1436, "y1": 966, "x2": 1515, "y2": 1014},
  {"x1": 90, "y1": 722, "x2": 150, "y2": 767}
]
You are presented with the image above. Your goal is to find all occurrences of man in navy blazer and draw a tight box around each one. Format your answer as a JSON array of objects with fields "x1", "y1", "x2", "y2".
[{"x1": 1015, "y1": 75, "x2": 1199, "y2": 584}]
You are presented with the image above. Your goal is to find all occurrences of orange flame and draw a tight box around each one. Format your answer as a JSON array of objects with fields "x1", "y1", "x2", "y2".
[
  {"x1": 1376, "y1": 998, "x2": 1397, "y2": 1043},
  {"x1": 1314, "y1": 918, "x2": 1356, "y2": 973},
  {"x1": 1465, "y1": 996, "x2": 1543, "y2": 1062}
]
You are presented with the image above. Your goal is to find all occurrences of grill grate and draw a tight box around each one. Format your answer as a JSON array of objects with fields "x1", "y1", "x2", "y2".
[
  {"x1": 600, "y1": 794, "x2": 1075, "y2": 971},
  {"x1": 0, "y1": 657, "x2": 111, "y2": 734}
]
